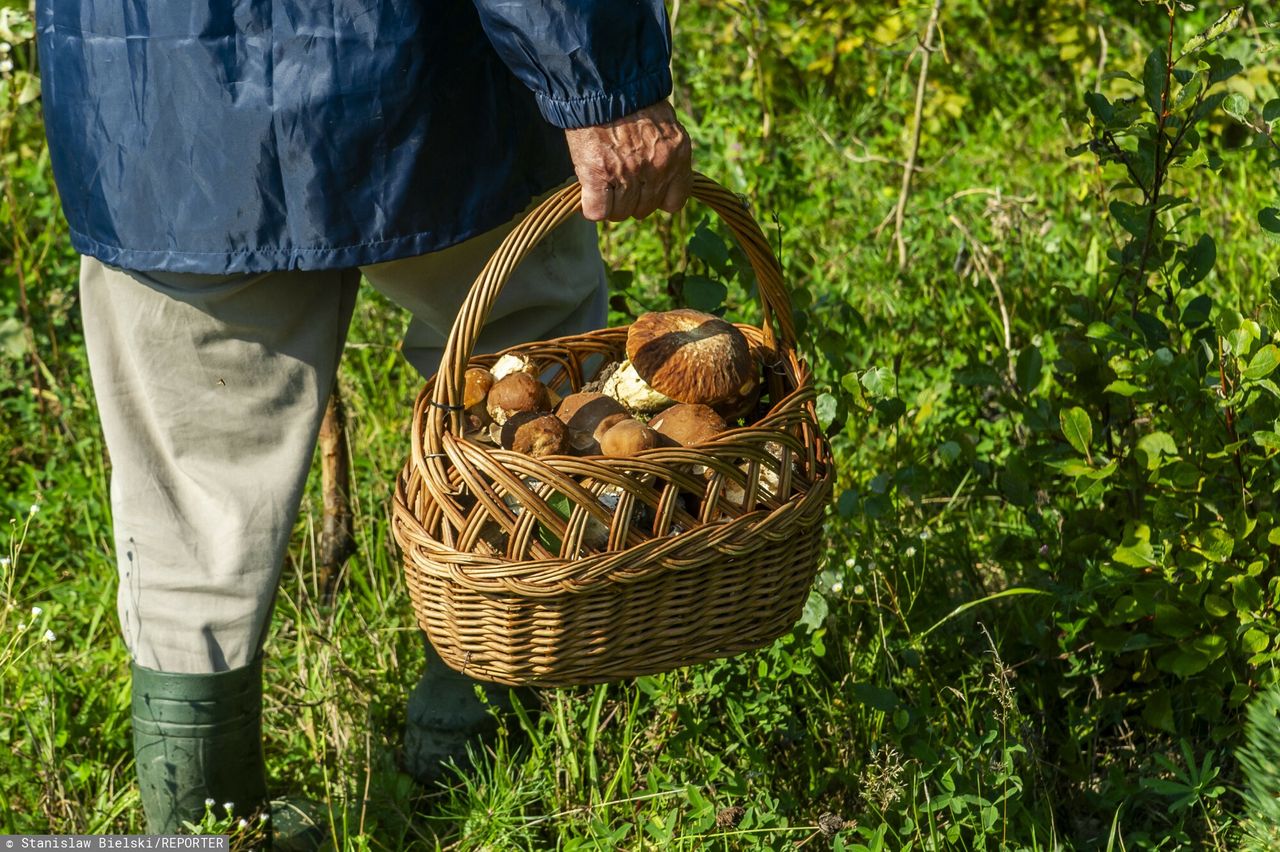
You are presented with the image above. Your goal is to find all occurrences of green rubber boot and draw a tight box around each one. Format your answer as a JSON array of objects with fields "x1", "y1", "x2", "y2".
[
  {"x1": 131, "y1": 659, "x2": 327, "y2": 850},
  {"x1": 404, "y1": 638, "x2": 535, "y2": 787}
]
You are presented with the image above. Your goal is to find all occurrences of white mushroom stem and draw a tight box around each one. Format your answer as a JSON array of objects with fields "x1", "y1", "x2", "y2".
[
  {"x1": 490, "y1": 353, "x2": 534, "y2": 381},
  {"x1": 601, "y1": 360, "x2": 674, "y2": 413}
]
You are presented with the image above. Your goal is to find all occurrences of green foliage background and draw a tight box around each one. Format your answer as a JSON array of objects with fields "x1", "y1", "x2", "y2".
[{"x1": 4, "y1": 1, "x2": 1280, "y2": 849}]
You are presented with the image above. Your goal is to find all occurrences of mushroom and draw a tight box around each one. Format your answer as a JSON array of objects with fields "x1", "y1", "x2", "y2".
[
  {"x1": 604, "y1": 309, "x2": 757, "y2": 412},
  {"x1": 599, "y1": 418, "x2": 661, "y2": 456},
  {"x1": 486, "y1": 372, "x2": 550, "y2": 425},
  {"x1": 463, "y1": 367, "x2": 494, "y2": 420},
  {"x1": 490, "y1": 353, "x2": 535, "y2": 381},
  {"x1": 556, "y1": 392, "x2": 629, "y2": 454},
  {"x1": 500, "y1": 412, "x2": 569, "y2": 457},
  {"x1": 649, "y1": 403, "x2": 727, "y2": 447}
]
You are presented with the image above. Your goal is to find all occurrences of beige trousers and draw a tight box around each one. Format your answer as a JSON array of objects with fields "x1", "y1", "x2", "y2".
[{"x1": 82, "y1": 205, "x2": 606, "y2": 673}]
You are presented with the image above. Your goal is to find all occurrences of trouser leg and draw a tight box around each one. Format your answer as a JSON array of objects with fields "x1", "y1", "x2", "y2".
[
  {"x1": 82, "y1": 257, "x2": 358, "y2": 838},
  {"x1": 361, "y1": 200, "x2": 607, "y2": 784},
  {"x1": 80, "y1": 258, "x2": 360, "y2": 673}
]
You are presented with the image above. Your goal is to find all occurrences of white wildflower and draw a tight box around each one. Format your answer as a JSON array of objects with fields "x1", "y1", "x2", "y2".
[
  {"x1": 237, "y1": 819, "x2": 247, "y2": 829},
  {"x1": 41, "y1": 628, "x2": 54, "y2": 642},
  {"x1": 853, "y1": 584, "x2": 866, "y2": 596},
  {"x1": 0, "y1": 557, "x2": 10, "y2": 568},
  {"x1": 223, "y1": 801, "x2": 234, "y2": 815},
  {"x1": 0, "y1": 60, "x2": 12, "y2": 74},
  {"x1": 17, "y1": 622, "x2": 25, "y2": 631},
  {"x1": 27, "y1": 503, "x2": 38, "y2": 516},
  {"x1": 204, "y1": 798, "x2": 216, "y2": 808},
  {"x1": 30, "y1": 605, "x2": 41, "y2": 617},
  {"x1": 0, "y1": 42, "x2": 11, "y2": 54},
  {"x1": 830, "y1": 581, "x2": 844, "y2": 594},
  {"x1": 904, "y1": 545, "x2": 917, "y2": 558}
]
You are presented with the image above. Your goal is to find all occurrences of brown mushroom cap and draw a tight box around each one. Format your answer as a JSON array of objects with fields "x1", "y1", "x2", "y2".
[
  {"x1": 501, "y1": 412, "x2": 569, "y2": 457},
  {"x1": 464, "y1": 368, "x2": 495, "y2": 413},
  {"x1": 599, "y1": 418, "x2": 661, "y2": 456},
  {"x1": 487, "y1": 373, "x2": 550, "y2": 425},
  {"x1": 556, "y1": 392, "x2": 627, "y2": 431},
  {"x1": 650, "y1": 403, "x2": 727, "y2": 447},
  {"x1": 626, "y1": 309, "x2": 757, "y2": 405}
]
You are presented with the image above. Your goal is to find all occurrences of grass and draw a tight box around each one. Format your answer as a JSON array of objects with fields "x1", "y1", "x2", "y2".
[{"x1": 4, "y1": 2, "x2": 1280, "y2": 849}]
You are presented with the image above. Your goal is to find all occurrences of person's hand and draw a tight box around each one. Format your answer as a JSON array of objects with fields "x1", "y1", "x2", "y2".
[{"x1": 564, "y1": 100, "x2": 693, "y2": 222}]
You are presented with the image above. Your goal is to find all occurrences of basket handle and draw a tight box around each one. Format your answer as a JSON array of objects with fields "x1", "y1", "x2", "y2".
[{"x1": 426, "y1": 173, "x2": 796, "y2": 450}]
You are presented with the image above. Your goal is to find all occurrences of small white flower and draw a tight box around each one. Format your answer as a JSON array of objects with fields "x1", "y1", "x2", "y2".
[
  {"x1": 27, "y1": 503, "x2": 39, "y2": 516},
  {"x1": 237, "y1": 819, "x2": 247, "y2": 829},
  {"x1": 0, "y1": 59, "x2": 12, "y2": 74},
  {"x1": 30, "y1": 605, "x2": 41, "y2": 617},
  {"x1": 258, "y1": 813, "x2": 269, "y2": 823},
  {"x1": 223, "y1": 801, "x2": 234, "y2": 815},
  {"x1": 904, "y1": 546, "x2": 917, "y2": 558},
  {"x1": 204, "y1": 798, "x2": 216, "y2": 808},
  {"x1": 853, "y1": 584, "x2": 866, "y2": 596},
  {"x1": 830, "y1": 581, "x2": 844, "y2": 594},
  {"x1": 0, "y1": 42, "x2": 11, "y2": 54},
  {"x1": 17, "y1": 622, "x2": 25, "y2": 631},
  {"x1": 844, "y1": 556, "x2": 856, "y2": 568},
  {"x1": 1, "y1": 556, "x2": 11, "y2": 568},
  {"x1": 41, "y1": 629, "x2": 54, "y2": 642}
]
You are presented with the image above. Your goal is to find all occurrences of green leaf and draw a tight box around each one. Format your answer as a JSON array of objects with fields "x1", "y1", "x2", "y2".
[
  {"x1": 1182, "y1": 294, "x2": 1213, "y2": 327},
  {"x1": 816, "y1": 393, "x2": 838, "y2": 431},
  {"x1": 1156, "y1": 647, "x2": 1211, "y2": 678},
  {"x1": 1259, "y1": 208, "x2": 1280, "y2": 235},
  {"x1": 1195, "y1": 527, "x2": 1234, "y2": 563},
  {"x1": 860, "y1": 366, "x2": 894, "y2": 398},
  {"x1": 1113, "y1": 524, "x2": 1159, "y2": 568},
  {"x1": 1206, "y1": 55, "x2": 1244, "y2": 85},
  {"x1": 1015, "y1": 346, "x2": 1043, "y2": 393},
  {"x1": 1244, "y1": 344, "x2": 1280, "y2": 380},
  {"x1": 1060, "y1": 407, "x2": 1093, "y2": 456},
  {"x1": 1182, "y1": 8, "x2": 1243, "y2": 56},
  {"x1": 688, "y1": 224, "x2": 731, "y2": 272},
  {"x1": 840, "y1": 372, "x2": 868, "y2": 408},
  {"x1": 1109, "y1": 201, "x2": 1150, "y2": 240},
  {"x1": 1252, "y1": 431, "x2": 1280, "y2": 452},
  {"x1": 1265, "y1": 99, "x2": 1280, "y2": 124},
  {"x1": 682, "y1": 275, "x2": 727, "y2": 313},
  {"x1": 1084, "y1": 91, "x2": 1114, "y2": 124},
  {"x1": 798, "y1": 589, "x2": 829, "y2": 631},
  {"x1": 1224, "y1": 93, "x2": 1250, "y2": 122},
  {"x1": 1104, "y1": 380, "x2": 1143, "y2": 397},
  {"x1": 1243, "y1": 628, "x2": 1270, "y2": 654},
  {"x1": 850, "y1": 683, "x2": 899, "y2": 712},
  {"x1": 1179, "y1": 234, "x2": 1216, "y2": 287},
  {"x1": 1144, "y1": 47, "x2": 1168, "y2": 115},
  {"x1": 1137, "y1": 431, "x2": 1178, "y2": 469}
]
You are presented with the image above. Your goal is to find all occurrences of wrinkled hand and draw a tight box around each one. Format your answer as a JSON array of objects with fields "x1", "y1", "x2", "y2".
[{"x1": 565, "y1": 101, "x2": 693, "y2": 222}]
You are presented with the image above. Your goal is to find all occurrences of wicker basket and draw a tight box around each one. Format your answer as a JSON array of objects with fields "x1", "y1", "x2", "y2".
[{"x1": 391, "y1": 174, "x2": 833, "y2": 687}]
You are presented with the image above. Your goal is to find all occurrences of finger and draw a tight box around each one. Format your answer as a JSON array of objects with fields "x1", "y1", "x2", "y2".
[
  {"x1": 659, "y1": 170, "x2": 692, "y2": 213},
  {"x1": 608, "y1": 180, "x2": 641, "y2": 222},
  {"x1": 632, "y1": 176, "x2": 666, "y2": 220},
  {"x1": 580, "y1": 180, "x2": 611, "y2": 222}
]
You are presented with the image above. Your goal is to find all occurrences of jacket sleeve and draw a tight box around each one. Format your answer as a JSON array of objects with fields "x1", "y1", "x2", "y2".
[{"x1": 471, "y1": 0, "x2": 673, "y2": 129}]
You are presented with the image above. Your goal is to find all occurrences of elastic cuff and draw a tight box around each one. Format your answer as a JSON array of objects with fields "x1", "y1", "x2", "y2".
[{"x1": 534, "y1": 66, "x2": 673, "y2": 129}]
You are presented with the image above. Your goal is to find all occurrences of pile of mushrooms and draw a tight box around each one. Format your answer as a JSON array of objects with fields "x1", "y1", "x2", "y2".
[
  {"x1": 456, "y1": 309, "x2": 788, "y2": 540},
  {"x1": 460, "y1": 308, "x2": 762, "y2": 458}
]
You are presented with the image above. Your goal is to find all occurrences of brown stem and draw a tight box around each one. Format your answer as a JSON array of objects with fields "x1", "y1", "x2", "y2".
[
  {"x1": 1131, "y1": 8, "x2": 1177, "y2": 307},
  {"x1": 317, "y1": 382, "x2": 355, "y2": 604},
  {"x1": 892, "y1": 0, "x2": 944, "y2": 270}
]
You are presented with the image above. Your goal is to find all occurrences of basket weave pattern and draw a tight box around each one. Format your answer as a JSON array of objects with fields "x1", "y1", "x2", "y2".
[{"x1": 392, "y1": 176, "x2": 834, "y2": 686}]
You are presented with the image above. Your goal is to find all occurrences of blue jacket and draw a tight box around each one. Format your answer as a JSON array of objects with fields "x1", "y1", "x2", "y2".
[{"x1": 36, "y1": 0, "x2": 672, "y2": 273}]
